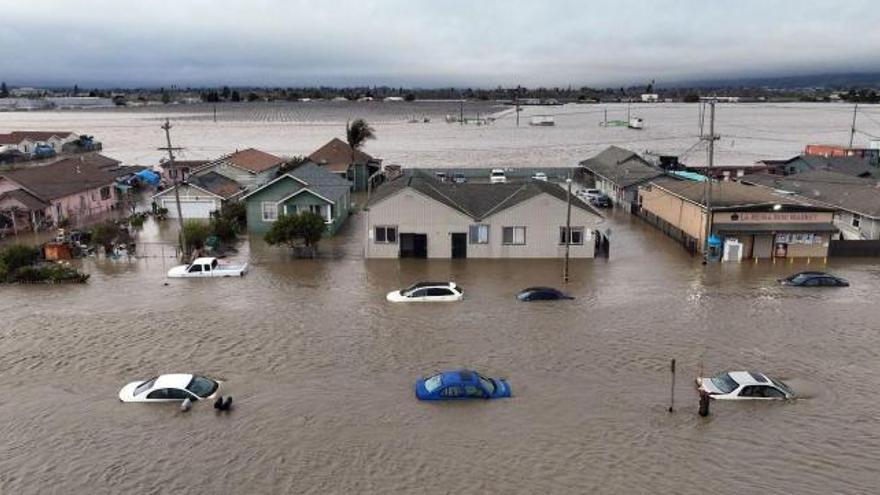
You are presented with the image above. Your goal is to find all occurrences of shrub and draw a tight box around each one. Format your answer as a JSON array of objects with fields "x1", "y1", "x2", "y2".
[
  {"x1": 91, "y1": 221, "x2": 123, "y2": 253},
  {"x1": 264, "y1": 212, "x2": 325, "y2": 256},
  {"x1": 0, "y1": 244, "x2": 40, "y2": 272},
  {"x1": 9, "y1": 264, "x2": 89, "y2": 283},
  {"x1": 182, "y1": 220, "x2": 211, "y2": 251}
]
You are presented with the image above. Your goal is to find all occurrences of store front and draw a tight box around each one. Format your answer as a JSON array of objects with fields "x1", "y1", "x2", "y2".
[{"x1": 712, "y1": 210, "x2": 838, "y2": 260}]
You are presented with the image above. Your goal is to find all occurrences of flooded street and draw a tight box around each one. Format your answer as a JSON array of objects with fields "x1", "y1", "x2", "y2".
[{"x1": 2, "y1": 207, "x2": 880, "y2": 494}]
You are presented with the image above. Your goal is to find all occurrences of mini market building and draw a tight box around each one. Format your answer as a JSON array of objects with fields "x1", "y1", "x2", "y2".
[{"x1": 638, "y1": 177, "x2": 837, "y2": 260}]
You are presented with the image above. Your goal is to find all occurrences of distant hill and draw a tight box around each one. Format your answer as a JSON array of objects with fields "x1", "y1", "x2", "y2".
[{"x1": 664, "y1": 72, "x2": 880, "y2": 90}]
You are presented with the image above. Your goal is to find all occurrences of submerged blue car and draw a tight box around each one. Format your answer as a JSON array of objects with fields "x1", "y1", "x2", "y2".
[{"x1": 415, "y1": 369, "x2": 511, "y2": 400}]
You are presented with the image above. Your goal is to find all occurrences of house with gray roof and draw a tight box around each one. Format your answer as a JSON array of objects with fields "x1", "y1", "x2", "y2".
[
  {"x1": 365, "y1": 170, "x2": 603, "y2": 258},
  {"x1": 242, "y1": 162, "x2": 353, "y2": 234},
  {"x1": 759, "y1": 155, "x2": 878, "y2": 179},
  {"x1": 742, "y1": 170, "x2": 880, "y2": 240},
  {"x1": 579, "y1": 146, "x2": 663, "y2": 211}
]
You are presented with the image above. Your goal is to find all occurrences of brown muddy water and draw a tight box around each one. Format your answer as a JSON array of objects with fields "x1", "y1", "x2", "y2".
[{"x1": 2, "y1": 209, "x2": 880, "y2": 494}]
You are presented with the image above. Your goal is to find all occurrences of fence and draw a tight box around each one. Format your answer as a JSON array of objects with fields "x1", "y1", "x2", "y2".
[{"x1": 829, "y1": 239, "x2": 880, "y2": 257}]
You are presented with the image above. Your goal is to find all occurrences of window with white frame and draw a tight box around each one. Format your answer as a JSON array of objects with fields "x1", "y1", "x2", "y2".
[
  {"x1": 468, "y1": 224, "x2": 489, "y2": 244},
  {"x1": 375, "y1": 225, "x2": 397, "y2": 244},
  {"x1": 559, "y1": 227, "x2": 584, "y2": 245},
  {"x1": 261, "y1": 202, "x2": 278, "y2": 222},
  {"x1": 852, "y1": 214, "x2": 861, "y2": 228},
  {"x1": 502, "y1": 226, "x2": 526, "y2": 245}
]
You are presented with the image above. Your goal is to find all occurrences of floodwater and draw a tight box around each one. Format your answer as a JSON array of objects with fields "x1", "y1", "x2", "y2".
[
  {"x1": 1, "y1": 101, "x2": 879, "y2": 167},
  {"x1": 3, "y1": 205, "x2": 880, "y2": 494}
]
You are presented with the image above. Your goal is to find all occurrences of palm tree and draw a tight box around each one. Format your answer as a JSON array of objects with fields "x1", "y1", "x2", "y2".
[{"x1": 346, "y1": 118, "x2": 376, "y2": 165}]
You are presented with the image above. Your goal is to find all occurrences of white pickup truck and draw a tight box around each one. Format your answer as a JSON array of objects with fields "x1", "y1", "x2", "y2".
[{"x1": 167, "y1": 257, "x2": 248, "y2": 278}]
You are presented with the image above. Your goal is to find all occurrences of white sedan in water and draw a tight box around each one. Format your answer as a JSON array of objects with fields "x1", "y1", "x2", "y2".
[
  {"x1": 696, "y1": 371, "x2": 794, "y2": 400},
  {"x1": 386, "y1": 281, "x2": 463, "y2": 302},
  {"x1": 118, "y1": 374, "x2": 220, "y2": 402}
]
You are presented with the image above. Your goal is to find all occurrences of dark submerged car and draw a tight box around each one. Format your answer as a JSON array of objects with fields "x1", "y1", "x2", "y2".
[
  {"x1": 779, "y1": 271, "x2": 849, "y2": 287},
  {"x1": 516, "y1": 287, "x2": 574, "y2": 301}
]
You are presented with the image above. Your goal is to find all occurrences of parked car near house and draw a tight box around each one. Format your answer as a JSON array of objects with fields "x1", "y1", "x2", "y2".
[
  {"x1": 577, "y1": 188, "x2": 602, "y2": 200},
  {"x1": 531, "y1": 172, "x2": 548, "y2": 181},
  {"x1": 590, "y1": 194, "x2": 612, "y2": 208},
  {"x1": 118, "y1": 374, "x2": 220, "y2": 402},
  {"x1": 167, "y1": 257, "x2": 248, "y2": 278},
  {"x1": 452, "y1": 173, "x2": 467, "y2": 184},
  {"x1": 696, "y1": 371, "x2": 794, "y2": 400},
  {"x1": 415, "y1": 369, "x2": 511, "y2": 400},
  {"x1": 386, "y1": 281, "x2": 463, "y2": 302},
  {"x1": 779, "y1": 272, "x2": 849, "y2": 287},
  {"x1": 490, "y1": 168, "x2": 507, "y2": 184},
  {"x1": 516, "y1": 287, "x2": 573, "y2": 301}
]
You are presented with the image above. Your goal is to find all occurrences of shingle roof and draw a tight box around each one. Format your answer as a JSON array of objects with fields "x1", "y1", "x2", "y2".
[
  {"x1": 5, "y1": 131, "x2": 76, "y2": 143},
  {"x1": 287, "y1": 162, "x2": 351, "y2": 203},
  {"x1": 223, "y1": 148, "x2": 284, "y2": 173},
  {"x1": 579, "y1": 146, "x2": 663, "y2": 188},
  {"x1": 650, "y1": 176, "x2": 826, "y2": 210},
  {"x1": 790, "y1": 155, "x2": 877, "y2": 179},
  {"x1": 369, "y1": 170, "x2": 601, "y2": 220},
  {"x1": 742, "y1": 170, "x2": 880, "y2": 218},
  {"x1": 190, "y1": 171, "x2": 245, "y2": 199},
  {"x1": 1, "y1": 159, "x2": 116, "y2": 201},
  {"x1": 0, "y1": 188, "x2": 50, "y2": 211},
  {"x1": 308, "y1": 138, "x2": 375, "y2": 173}
]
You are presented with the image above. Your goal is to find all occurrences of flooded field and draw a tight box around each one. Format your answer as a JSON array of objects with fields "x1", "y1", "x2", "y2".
[
  {"x1": 1, "y1": 101, "x2": 879, "y2": 168},
  {"x1": 2, "y1": 208, "x2": 880, "y2": 494}
]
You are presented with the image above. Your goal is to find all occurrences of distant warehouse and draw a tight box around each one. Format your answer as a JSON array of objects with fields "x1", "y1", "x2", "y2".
[{"x1": 638, "y1": 177, "x2": 837, "y2": 260}]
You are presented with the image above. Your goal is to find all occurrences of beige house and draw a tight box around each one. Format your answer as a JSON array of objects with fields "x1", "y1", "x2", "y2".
[
  {"x1": 639, "y1": 177, "x2": 837, "y2": 259},
  {"x1": 365, "y1": 171, "x2": 604, "y2": 259}
]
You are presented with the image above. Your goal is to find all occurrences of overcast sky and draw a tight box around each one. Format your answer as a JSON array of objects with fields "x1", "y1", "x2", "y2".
[{"x1": 2, "y1": 0, "x2": 879, "y2": 88}]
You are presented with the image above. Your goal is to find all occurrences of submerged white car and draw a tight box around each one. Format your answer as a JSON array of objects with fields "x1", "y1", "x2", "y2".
[
  {"x1": 118, "y1": 374, "x2": 220, "y2": 402},
  {"x1": 386, "y1": 282, "x2": 463, "y2": 302},
  {"x1": 167, "y1": 257, "x2": 248, "y2": 278},
  {"x1": 696, "y1": 371, "x2": 794, "y2": 400}
]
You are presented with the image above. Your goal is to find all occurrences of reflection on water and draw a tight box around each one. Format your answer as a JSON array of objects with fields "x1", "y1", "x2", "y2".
[{"x1": 2, "y1": 208, "x2": 879, "y2": 494}]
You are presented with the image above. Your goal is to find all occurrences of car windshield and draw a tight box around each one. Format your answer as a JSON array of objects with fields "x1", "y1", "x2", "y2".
[
  {"x1": 133, "y1": 377, "x2": 157, "y2": 396},
  {"x1": 186, "y1": 376, "x2": 218, "y2": 398},
  {"x1": 478, "y1": 375, "x2": 495, "y2": 394},
  {"x1": 710, "y1": 373, "x2": 739, "y2": 394},
  {"x1": 788, "y1": 273, "x2": 813, "y2": 284},
  {"x1": 770, "y1": 377, "x2": 793, "y2": 396},
  {"x1": 491, "y1": 171, "x2": 504, "y2": 177},
  {"x1": 424, "y1": 374, "x2": 443, "y2": 393}
]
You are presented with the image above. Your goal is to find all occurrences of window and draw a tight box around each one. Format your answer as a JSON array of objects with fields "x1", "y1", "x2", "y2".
[
  {"x1": 440, "y1": 386, "x2": 463, "y2": 398},
  {"x1": 189, "y1": 264, "x2": 202, "y2": 273},
  {"x1": 374, "y1": 226, "x2": 397, "y2": 244},
  {"x1": 424, "y1": 374, "x2": 443, "y2": 393},
  {"x1": 559, "y1": 227, "x2": 584, "y2": 245},
  {"x1": 469, "y1": 224, "x2": 489, "y2": 244},
  {"x1": 502, "y1": 226, "x2": 526, "y2": 245},
  {"x1": 309, "y1": 204, "x2": 323, "y2": 216},
  {"x1": 764, "y1": 387, "x2": 786, "y2": 399},
  {"x1": 803, "y1": 277, "x2": 821, "y2": 286},
  {"x1": 100, "y1": 186, "x2": 111, "y2": 200},
  {"x1": 852, "y1": 214, "x2": 861, "y2": 228},
  {"x1": 261, "y1": 202, "x2": 278, "y2": 222},
  {"x1": 165, "y1": 389, "x2": 193, "y2": 400},
  {"x1": 739, "y1": 386, "x2": 759, "y2": 397},
  {"x1": 408, "y1": 289, "x2": 428, "y2": 298},
  {"x1": 146, "y1": 389, "x2": 170, "y2": 400},
  {"x1": 464, "y1": 385, "x2": 485, "y2": 398},
  {"x1": 426, "y1": 288, "x2": 453, "y2": 297},
  {"x1": 187, "y1": 376, "x2": 219, "y2": 398},
  {"x1": 134, "y1": 377, "x2": 157, "y2": 396},
  {"x1": 710, "y1": 373, "x2": 738, "y2": 394}
]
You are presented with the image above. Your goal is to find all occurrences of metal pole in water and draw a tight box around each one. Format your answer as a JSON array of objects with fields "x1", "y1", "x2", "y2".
[{"x1": 669, "y1": 358, "x2": 676, "y2": 412}]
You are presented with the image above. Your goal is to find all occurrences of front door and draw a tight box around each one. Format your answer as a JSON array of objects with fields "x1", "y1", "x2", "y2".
[
  {"x1": 399, "y1": 234, "x2": 428, "y2": 258},
  {"x1": 451, "y1": 233, "x2": 467, "y2": 259}
]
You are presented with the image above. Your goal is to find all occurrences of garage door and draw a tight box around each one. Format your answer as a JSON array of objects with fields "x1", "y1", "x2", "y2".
[{"x1": 162, "y1": 199, "x2": 217, "y2": 219}]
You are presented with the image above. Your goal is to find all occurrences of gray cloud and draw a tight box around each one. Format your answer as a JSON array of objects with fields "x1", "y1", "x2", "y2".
[{"x1": 2, "y1": 0, "x2": 879, "y2": 88}]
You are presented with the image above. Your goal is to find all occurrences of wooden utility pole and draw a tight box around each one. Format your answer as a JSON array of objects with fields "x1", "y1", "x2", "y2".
[
  {"x1": 563, "y1": 176, "x2": 573, "y2": 282},
  {"x1": 159, "y1": 119, "x2": 187, "y2": 257},
  {"x1": 702, "y1": 100, "x2": 718, "y2": 262},
  {"x1": 849, "y1": 103, "x2": 858, "y2": 149},
  {"x1": 459, "y1": 100, "x2": 464, "y2": 125},
  {"x1": 515, "y1": 98, "x2": 520, "y2": 127}
]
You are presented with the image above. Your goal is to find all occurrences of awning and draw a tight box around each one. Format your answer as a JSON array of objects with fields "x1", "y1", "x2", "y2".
[{"x1": 714, "y1": 222, "x2": 838, "y2": 233}]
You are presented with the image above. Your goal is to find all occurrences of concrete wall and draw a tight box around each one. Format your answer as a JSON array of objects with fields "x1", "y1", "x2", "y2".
[{"x1": 365, "y1": 188, "x2": 600, "y2": 258}]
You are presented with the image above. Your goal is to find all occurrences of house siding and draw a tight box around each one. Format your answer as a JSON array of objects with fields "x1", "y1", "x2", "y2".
[
  {"x1": 245, "y1": 177, "x2": 350, "y2": 234},
  {"x1": 365, "y1": 188, "x2": 600, "y2": 258},
  {"x1": 0, "y1": 176, "x2": 115, "y2": 225}
]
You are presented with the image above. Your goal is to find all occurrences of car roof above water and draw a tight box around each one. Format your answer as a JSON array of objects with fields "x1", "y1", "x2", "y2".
[
  {"x1": 153, "y1": 373, "x2": 194, "y2": 389},
  {"x1": 727, "y1": 371, "x2": 769, "y2": 386},
  {"x1": 408, "y1": 281, "x2": 455, "y2": 289}
]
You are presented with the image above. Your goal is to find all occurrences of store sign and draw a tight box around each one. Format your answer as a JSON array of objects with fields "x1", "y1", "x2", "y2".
[{"x1": 724, "y1": 212, "x2": 825, "y2": 223}]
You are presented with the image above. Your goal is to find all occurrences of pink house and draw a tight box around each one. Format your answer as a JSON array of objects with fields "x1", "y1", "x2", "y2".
[{"x1": 0, "y1": 158, "x2": 118, "y2": 232}]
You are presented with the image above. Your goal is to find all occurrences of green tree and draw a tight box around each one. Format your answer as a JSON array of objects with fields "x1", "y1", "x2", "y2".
[
  {"x1": 0, "y1": 81, "x2": 7, "y2": 98},
  {"x1": 264, "y1": 212, "x2": 325, "y2": 257},
  {"x1": 0, "y1": 244, "x2": 40, "y2": 273},
  {"x1": 182, "y1": 220, "x2": 212, "y2": 252},
  {"x1": 231, "y1": 91, "x2": 241, "y2": 102}
]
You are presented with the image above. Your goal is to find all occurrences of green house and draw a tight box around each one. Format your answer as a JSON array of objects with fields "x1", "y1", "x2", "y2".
[{"x1": 243, "y1": 162, "x2": 353, "y2": 234}]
